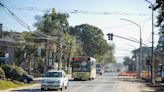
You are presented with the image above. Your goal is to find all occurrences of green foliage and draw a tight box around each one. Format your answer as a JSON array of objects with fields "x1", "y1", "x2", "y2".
[
  {"x1": 1, "y1": 31, "x2": 11, "y2": 37},
  {"x1": 20, "y1": 31, "x2": 35, "y2": 42},
  {"x1": 69, "y1": 24, "x2": 114, "y2": 61},
  {"x1": 1, "y1": 65, "x2": 28, "y2": 80},
  {"x1": 34, "y1": 8, "x2": 69, "y2": 33},
  {"x1": 33, "y1": 9, "x2": 115, "y2": 64},
  {"x1": 123, "y1": 56, "x2": 133, "y2": 66},
  {"x1": 0, "y1": 80, "x2": 28, "y2": 90},
  {"x1": 153, "y1": 0, "x2": 164, "y2": 27},
  {"x1": 0, "y1": 67, "x2": 5, "y2": 80}
]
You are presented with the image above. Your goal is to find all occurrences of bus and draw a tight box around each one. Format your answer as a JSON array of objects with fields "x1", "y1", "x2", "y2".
[
  {"x1": 71, "y1": 56, "x2": 96, "y2": 80},
  {"x1": 96, "y1": 63, "x2": 103, "y2": 75}
]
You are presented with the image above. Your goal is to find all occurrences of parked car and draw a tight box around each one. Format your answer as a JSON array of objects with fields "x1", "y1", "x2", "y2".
[
  {"x1": 17, "y1": 75, "x2": 34, "y2": 83},
  {"x1": 41, "y1": 70, "x2": 69, "y2": 91}
]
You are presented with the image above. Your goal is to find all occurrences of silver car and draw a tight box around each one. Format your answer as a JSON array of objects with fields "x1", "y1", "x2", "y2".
[{"x1": 41, "y1": 70, "x2": 69, "y2": 91}]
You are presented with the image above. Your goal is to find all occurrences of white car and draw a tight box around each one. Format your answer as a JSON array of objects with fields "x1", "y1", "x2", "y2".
[{"x1": 41, "y1": 70, "x2": 69, "y2": 91}]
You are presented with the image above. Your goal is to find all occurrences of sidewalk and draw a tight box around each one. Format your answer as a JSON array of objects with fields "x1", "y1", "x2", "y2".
[{"x1": 116, "y1": 76, "x2": 155, "y2": 92}]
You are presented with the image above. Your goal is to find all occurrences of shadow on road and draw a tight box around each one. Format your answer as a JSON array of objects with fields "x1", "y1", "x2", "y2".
[{"x1": 11, "y1": 89, "x2": 59, "y2": 92}]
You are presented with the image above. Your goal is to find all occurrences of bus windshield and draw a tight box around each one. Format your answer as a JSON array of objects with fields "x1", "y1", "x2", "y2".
[{"x1": 72, "y1": 61, "x2": 91, "y2": 72}]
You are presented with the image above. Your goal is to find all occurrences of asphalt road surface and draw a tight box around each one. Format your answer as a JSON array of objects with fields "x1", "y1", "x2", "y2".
[{"x1": 12, "y1": 72, "x2": 119, "y2": 92}]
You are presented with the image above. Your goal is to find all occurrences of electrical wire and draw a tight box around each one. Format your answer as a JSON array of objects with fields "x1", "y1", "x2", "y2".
[
  {"x1": 0, "y1": 2, "x2": 31, "y2": 31},
  {"x1": 10, "y1": 6, "x2": 150, "y2": 16}
]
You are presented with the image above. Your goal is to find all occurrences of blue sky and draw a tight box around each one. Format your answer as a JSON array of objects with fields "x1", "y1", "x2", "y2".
[{"x1": 0, "y1": 0, "x2": 158, "y2": 63}]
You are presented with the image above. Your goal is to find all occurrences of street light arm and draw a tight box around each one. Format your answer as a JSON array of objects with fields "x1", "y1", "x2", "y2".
[
  {"x1": 120, "y1": 18, "x2": 142, "y2": 79},
  {"x1": 120, "y1": 19, "x2": 141, "y2": 31}
]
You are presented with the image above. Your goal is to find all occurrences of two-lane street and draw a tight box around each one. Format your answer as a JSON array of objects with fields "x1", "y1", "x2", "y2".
[{"x1": 12, "y1": 72, "x2": 118, "y2": 92}]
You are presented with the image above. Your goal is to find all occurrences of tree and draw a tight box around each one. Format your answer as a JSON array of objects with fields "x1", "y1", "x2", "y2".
[
  {"x1": 153, "y1": 0, "x2": 164, "y2": 54},
  {"x1": 123, "y1": 56, "x2": 132, "y2": 66},
  {"x1": 69, "y1": 24, "x2": 115, "y2": 63},
  {"x1": 34, "y1": 9, "x2": 77, "y2": 70},
  {"x1": 15, "y1": 31, "x2": 37, "y2": 66},
  {"x1": 34, "y1": 8, "x2": 69, "y2": 34},
  {"x1": 153, "y1": 0, "x2": 164, "y2": 27}
]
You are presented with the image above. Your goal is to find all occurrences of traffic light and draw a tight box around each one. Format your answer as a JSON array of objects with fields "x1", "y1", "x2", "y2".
[{"x1": 107, "y1": 33, "x2": 113, "y2": 40}]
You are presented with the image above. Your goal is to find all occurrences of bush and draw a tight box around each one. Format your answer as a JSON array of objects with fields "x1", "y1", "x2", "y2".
[
  {"x1": 0, "y1": 67, "x2": 5, "y2": 80},
  {"x1": 1, "y1": 64, "x2": 28, "y2": 80}
]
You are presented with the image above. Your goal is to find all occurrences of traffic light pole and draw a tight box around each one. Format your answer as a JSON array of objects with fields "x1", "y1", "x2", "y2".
[{"x1": 107, "y1": 33, "x2": 139, "y2": 44}]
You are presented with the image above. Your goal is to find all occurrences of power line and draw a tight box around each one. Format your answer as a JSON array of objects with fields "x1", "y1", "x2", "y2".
[
  {"x1": 0, "y1": 2, "x2": 31, "y2": 31},
  {"x1": 10, "y1": 7, "x2": 150, "y2": 16}
]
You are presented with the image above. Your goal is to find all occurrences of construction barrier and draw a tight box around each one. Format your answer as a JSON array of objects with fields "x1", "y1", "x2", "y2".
[{"x1": 118, "y1": 71, "x2": 137, "y2": 78}]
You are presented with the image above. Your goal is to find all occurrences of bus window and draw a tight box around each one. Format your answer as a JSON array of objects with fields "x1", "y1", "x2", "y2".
[{"x1": 72, "y1": 61, "x2": 90, "y2": 72}]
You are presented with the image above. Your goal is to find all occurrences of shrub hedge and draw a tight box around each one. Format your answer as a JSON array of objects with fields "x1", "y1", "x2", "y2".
[
  {"x1": 0, "y1": 67, "x2": 5, "y2": 80},
  {"x1": 1, "y1": 64, "x2": 28, "y2": 80}
]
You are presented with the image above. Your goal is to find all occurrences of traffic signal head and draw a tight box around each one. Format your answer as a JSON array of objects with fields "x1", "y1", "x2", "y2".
[{"x1": 107, "y1": 33, "x2": 113, "y2": 40}]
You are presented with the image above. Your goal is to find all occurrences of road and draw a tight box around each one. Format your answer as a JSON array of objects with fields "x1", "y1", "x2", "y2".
[{"x1": 11, "y1": 72, "x2": 119, "y2": 92}]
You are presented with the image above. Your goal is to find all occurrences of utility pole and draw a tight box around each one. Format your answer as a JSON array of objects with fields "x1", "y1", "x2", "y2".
[
  {"x1": 0, "y1": 23, "x2": 2, "y2": 38},
  {"x1": 45, "y1": 40, "x2": 49, "y2": 72},
  {"x1": 145, "y1": 0, "x2": 155, "y2": 84},
  {"x1": 58, "y1": 34, "x2": 62, "y2": 70},
  {"x1": 67, "y1": 42, "x2": 72, "y2": 73}
]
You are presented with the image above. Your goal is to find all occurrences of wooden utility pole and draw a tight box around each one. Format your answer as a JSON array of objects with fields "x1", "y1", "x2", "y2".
[
  {"x1": 44, "y1": 40, "x2": 49, "y2": 72},
  {"x1": 58, "y1": 35, "x2": 62, "y2": 70},
  {"x1": 67, "y1": 42, "x2": 72, "y2": 73},
  {"x1": 0, "y1": 23, "x2": 2, "y2": 38}
]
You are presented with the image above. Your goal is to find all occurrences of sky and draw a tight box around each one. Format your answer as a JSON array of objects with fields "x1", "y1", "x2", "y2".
[{"x1": 0, "y1": 0, "x2": 159, "y2": 63}]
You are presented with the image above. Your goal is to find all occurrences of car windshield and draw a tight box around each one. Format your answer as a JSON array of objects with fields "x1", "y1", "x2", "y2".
[{"x1": 45, "y1": 72, "x2": 62, "y2": 78}]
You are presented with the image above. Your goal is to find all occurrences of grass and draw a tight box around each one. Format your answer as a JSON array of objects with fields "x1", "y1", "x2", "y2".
[{"x1": 0, "y1": 80, "x2": 30, "y2": 90}]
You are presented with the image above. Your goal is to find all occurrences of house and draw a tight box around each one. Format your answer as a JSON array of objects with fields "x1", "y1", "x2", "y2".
[{"x1": 0, "y1": 32, "x2": 21, "y2": 65}]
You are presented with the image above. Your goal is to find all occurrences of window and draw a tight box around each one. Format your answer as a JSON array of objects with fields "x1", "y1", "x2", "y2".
[{"x1": 45, "y1": 72, "x2": 62, "y2": 78}]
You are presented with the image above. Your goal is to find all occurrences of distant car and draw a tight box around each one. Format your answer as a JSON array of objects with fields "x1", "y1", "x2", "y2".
[
  {"x1": 41, "y1": 70, "x2": 69, "y2": 91},
  {"x1": 17, "y1": 75, "x2": 34, "y2": 83}
]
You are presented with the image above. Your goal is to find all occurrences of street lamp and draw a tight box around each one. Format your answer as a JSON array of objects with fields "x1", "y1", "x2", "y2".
[
  {"x1": 145, "y1": 0, "x2": 155, "y2": 84},
  {"x1": 121, "y1": 19, "x2": 142, "y2": 78}
]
